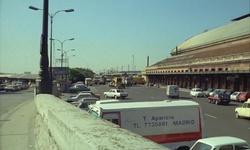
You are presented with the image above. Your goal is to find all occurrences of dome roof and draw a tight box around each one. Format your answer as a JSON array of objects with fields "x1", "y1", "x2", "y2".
[{"x1": 171, "y1": 16, "x2": 250, "y2": 54}]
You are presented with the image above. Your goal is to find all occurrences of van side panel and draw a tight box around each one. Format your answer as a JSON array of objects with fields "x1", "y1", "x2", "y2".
[
  {"x1": 144, "y1": 131, "x2": 201, "y2": 143},
  {"x1": 117, "y1": 107, "x2": 202, "y2": 146}
]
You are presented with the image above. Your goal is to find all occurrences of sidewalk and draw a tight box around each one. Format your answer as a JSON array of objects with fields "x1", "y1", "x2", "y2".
[{"x1": 0, "y1": 100, "x2": 37, "y2": 150}]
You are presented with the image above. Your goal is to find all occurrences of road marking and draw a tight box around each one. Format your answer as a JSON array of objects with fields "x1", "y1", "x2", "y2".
[{"x1": 205, "y1": 114, "x2": 217, "y2": 119}]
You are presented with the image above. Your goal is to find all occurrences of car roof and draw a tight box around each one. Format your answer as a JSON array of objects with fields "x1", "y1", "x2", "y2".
[
  {"x1": 78, "y1": 93, "x2": 92, "y2": 95},
  {"x1": 196, "y1": 136, "x2": 248, "y2": 146}
]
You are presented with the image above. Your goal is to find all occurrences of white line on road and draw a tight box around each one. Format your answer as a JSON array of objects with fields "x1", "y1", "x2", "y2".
[{"x1": 205, "y1": 114, "x2": 217, "y2": 119}]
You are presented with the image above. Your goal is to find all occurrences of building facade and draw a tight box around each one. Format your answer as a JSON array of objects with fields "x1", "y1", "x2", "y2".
[{"x1": 145, "y1": 14, "x2": 250, "y2": 91}]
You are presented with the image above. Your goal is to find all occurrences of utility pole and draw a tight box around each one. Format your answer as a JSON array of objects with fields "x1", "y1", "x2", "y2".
[{"x1": 39, "y1": 0, "x2": 52, "y2": 94}]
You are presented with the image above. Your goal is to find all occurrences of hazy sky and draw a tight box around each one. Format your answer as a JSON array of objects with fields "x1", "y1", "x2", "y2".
[{"x1": 0, "y1": 0, "x2": 249, "y2": 74}]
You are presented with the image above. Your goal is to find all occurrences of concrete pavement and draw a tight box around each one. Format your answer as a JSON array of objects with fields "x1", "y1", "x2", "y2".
[{"x1": 0, "y1": 100, "x2": 37, "y2": 150}]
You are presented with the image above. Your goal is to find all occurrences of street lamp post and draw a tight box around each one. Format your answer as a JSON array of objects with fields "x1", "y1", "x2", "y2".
[
  {"x1": 29, "y1": 6, "x2": 74, "y2": 79},
  {"x1": 67, "y1": 55, "x2": 75, "y2": 67},
  {"x1": 57, "y1": 49, "x2": 75, "y2": 66},
  {"x1": 53, "y1": 38, "x2": 74, "y2": 67}
]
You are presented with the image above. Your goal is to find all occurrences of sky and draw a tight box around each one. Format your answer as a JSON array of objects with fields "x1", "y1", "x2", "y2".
[{"x1": 0, "y1": 0, "x2": 249, "y2": 74}]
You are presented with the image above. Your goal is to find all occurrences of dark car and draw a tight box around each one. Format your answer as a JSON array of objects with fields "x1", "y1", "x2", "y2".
[
  {"x1": 69, "y1": 84, "x2": 90, "y2": 93},
  {"x1": 215, "y1": 90, "x2": 234, "y2": 105},
  {"x1": 203, "y1": 88, "x2": 214, "y2": 97},
  {"x1": 237, "y1": 92, "x2": 250, "y2": 102}
]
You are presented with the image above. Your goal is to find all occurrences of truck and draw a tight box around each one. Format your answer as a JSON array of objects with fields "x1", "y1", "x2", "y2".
[
  {"x1": 132, "y1": 76, "x2": 145, "y2": 85},
  {"x1": 166, "y1": 85, "x2": 179, "y2": 98},
  {"x1": 109, "y1": 77, "x2": 125, "y2": 89},
  {"x1": 125, "y1": 77, "x2": 133, "y2": 86},
  {"x1": 88, "y1": 100, "x2": 204, "y2": 149},
  {"x1": 85, "y1": 78, "x2": 93, "y2": 86}
]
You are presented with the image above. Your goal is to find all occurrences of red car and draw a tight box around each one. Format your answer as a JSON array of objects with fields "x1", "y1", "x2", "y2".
[{"x1": 237, "y1": 92, "x2": 250, "y2": 102}]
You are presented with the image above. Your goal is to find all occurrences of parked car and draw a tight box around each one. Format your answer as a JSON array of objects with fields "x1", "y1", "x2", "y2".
[
  {"x1": 76, "y1": 97, "x2": 99, "y2": 110},
  {"x1": 207, "y1": 89, "x2": 233, "y2": 105},
  {"x1": 78, "y1": 91, "x2": 100, "y2": 99},
  {"x1": 203, "y1": 88, "x2": 214, "y2": 97},
  {"x1": 103, "y1": 89, "x2": 128, "y2": 99},
  {"x1": 0, "y1": 84, "x2": 6, "y2": 90},
  {"x1": 66, "y1": 93, "x2": 93, "y2": 103},
  {"x1": 237, "y1": 92, "x2": 250, "y2": 102},
  {"x1": 235, "y1": 98, "x2": 250, "y2": 119},
  {"x1": 69, "y1": 84, "x2": 90, "y2": 93},
  {"x1": 223, "y1": 90, "x2": 235, "y2": 100},
  {"x1": 208, "y1": 89, "x2": 224, "y2": 97},
  {"x1": 5, "y1": 85, "x2": 19, "y2": 92},
  {"x1": 190, "y1": 136, "x2": 250, "y2": 150},
  {"x1": 190, "y1": 88, "x2": 205, "y2": 97},
  {"x1": 230, "y1": 91, "x2": 241, "y2": 101}
]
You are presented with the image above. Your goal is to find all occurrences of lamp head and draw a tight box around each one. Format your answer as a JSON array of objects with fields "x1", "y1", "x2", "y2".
[{"x1": 65, "y1": 9, "x2": 74, "y2": 12}]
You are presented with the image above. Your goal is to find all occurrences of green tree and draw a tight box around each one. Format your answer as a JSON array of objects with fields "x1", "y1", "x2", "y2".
[{"x1": 69, "y1": 67, "x2": 95, "y2": 83}]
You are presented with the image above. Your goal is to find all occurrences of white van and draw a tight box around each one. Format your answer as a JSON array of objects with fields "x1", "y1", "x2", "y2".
[
  {"x1": 166, "y1": 85, "x2": 179, "y2": 98},
  {"x1": 88, "y1": 100, "x2": 204, "y2": 149}
]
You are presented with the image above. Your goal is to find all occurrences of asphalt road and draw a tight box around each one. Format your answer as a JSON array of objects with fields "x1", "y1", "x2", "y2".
[
  {"x1": 88, "y1": 84, "x2": 250, "y2": 143},
  {"x1": 0, "y1": 88, "x2": 36, "y2": 150},
  {"x1": 1, "y1": 84, "x2": 249, "y2": 150}
]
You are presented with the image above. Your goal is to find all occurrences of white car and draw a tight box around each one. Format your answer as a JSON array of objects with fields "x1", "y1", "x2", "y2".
[
  {"x1": 235, "y1": 98, "x2": 250, "y2": 119},
  {"x1": 190, "y1": 136, "x2": 250, "y2": 150},
  {"x1": 103, "y1": 89, "x2": 128, "y2": 99},
  {"x1": 190, "y1": 88, "x2": 205, "y2": 97},
  {"x1": 230, "y1": 91, "x2": 241, "y2": 101}
]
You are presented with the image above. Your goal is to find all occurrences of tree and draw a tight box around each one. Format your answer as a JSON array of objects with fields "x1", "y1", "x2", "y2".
[{"x1": 69, "y1": 67, "x2": 95, "y2": 83}]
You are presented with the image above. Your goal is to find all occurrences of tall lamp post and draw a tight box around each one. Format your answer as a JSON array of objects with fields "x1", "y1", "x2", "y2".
[
  {"x1": 29, "y1": 6, "x2": 74, "y2": 79},
  {"x1": 67, "y1": 55, "x2": 75, "y2": 67},
  {"x1": 53, "y1": 38, "x2": 74, "y2": 67},
  {"x1": 57, "y1": 49, "x2": 75, "y2": 66}
]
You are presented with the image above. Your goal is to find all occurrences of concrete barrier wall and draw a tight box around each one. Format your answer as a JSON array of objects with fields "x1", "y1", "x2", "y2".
[{"x1": 35, "y1": 94, "x2": 168, "y2": 150}]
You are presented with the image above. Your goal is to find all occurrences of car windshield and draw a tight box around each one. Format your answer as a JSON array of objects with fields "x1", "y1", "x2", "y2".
[
  {"x1": 191, "y1": 142, "x2": 212, "y2": 150},
  {"x1": 77, "y1": 85, "x2": 86, "y2": 88}
]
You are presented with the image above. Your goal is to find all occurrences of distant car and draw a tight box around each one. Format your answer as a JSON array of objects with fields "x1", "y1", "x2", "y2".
[
  {"x1": 237, "y1": 92, "x2": 250, "y2": 102},
  {"x1": 230, "y1": 91, "x2": 241, "y2": 101},
  {"x1": 69, "y1": 84, "x2": 90, "y2": 93},
  {"x1": 208, "y1": 89, "x2": 224, "y2": 97},
  {"x1": 235, "y1": 98, "x2": 250, "y2": 119},
  {"x1": 190, "y1": 88, "x2": 205, "y2": 97},
  {"x1": 208, "y1": 89, "x2": 233, "y2": 105},
  {"x1": 190, "y1": 136, "x2": 250, "y2": 150},
  {"x1": 66, "y1": 93, "x2": 93, "y2": 103},
  {"x1": 78, "y1": 91, "x2": 100, "y2": 99},
  {"x1": 76, "y1": 97, "x2": 99, "y2": 110},
  {"x1": 203, "y1": 88, "x2": 214, "y2": 97},
  {"x1": 5, "y1": 85, "x2": 18, "y2": 92},
  {"x1": 103, "y1": 89, "x2": 128, "y2": 99},
  {"x1": 0, "y1": 84, "x2": 6, "y2": 91}
]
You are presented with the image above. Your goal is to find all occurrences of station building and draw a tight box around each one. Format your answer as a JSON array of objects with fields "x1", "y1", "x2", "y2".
[{"x1": 145, "y1": 14, "x2": 250, "y2": 91}]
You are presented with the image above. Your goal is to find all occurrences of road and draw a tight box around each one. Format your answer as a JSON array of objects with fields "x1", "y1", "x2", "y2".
[
  {"x1": 89, "y1": 84, "x2": 250, "y2": 143},
  {"x1": 0, "y1": 88, "x2": 36, "y2": 150},
  {"x1": 1, "y1": 84, "x2": 249, "y2": 150}
]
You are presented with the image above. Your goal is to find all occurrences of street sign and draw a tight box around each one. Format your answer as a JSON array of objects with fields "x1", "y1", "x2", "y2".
[{"x1": 53, "y1": 67, "x2": 69, "y2": 75}]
